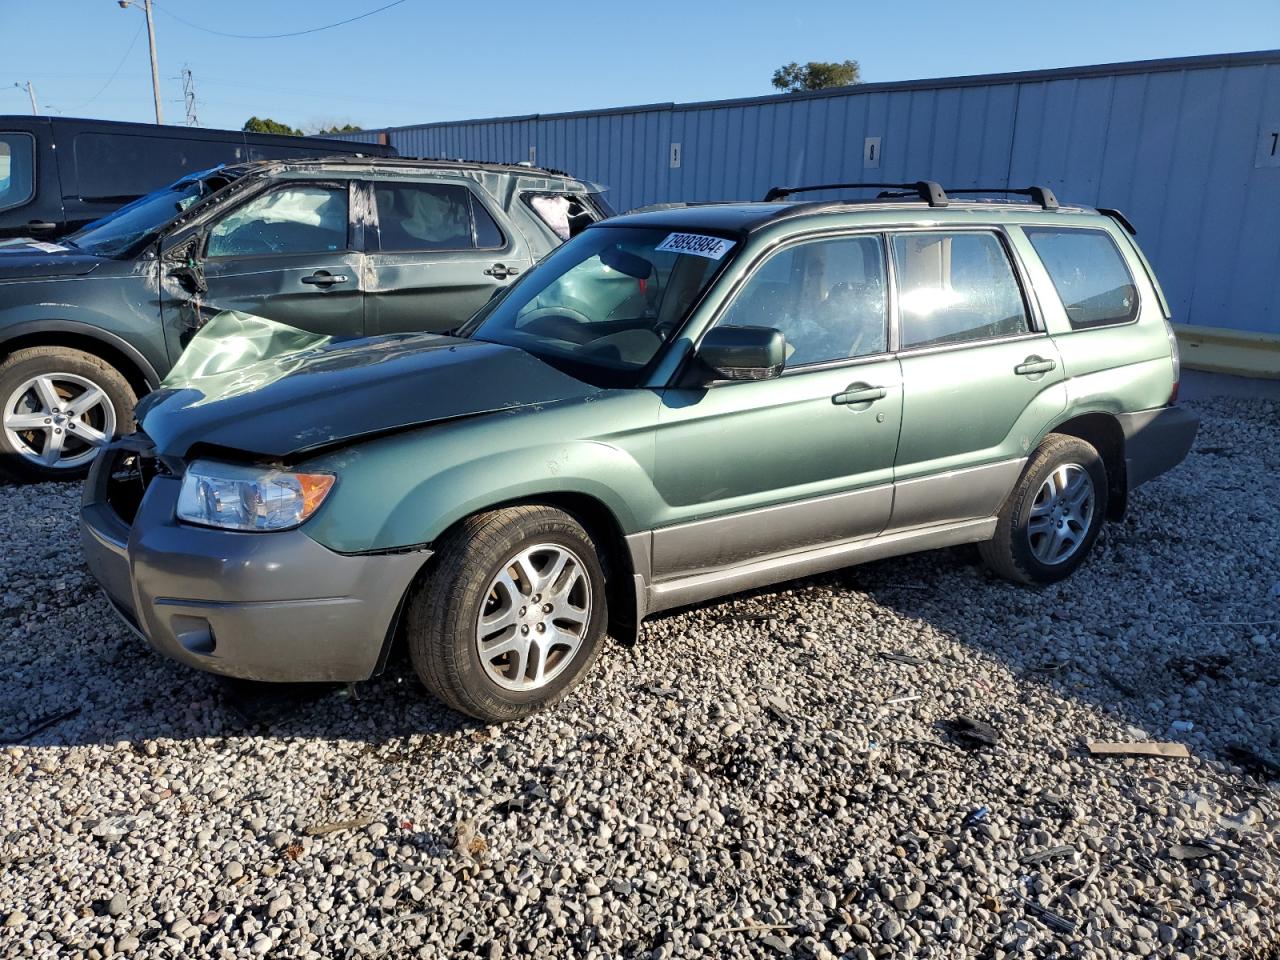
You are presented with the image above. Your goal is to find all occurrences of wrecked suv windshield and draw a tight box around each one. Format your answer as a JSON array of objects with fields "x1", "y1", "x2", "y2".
[
  {"x1": 65, "y1": 176, "x2": 212, "y2": 258},
  {"x1": 466, "y1": 225, "x2": 734, "y2": 382}
]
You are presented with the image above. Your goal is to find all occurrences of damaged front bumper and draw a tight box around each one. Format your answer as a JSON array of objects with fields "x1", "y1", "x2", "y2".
[{"x1": 80, "y1": 445, "x2": 429, "y2": 683}]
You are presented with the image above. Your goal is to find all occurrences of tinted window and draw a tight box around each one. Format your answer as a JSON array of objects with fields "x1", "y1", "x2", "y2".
[
  {"x1": 373, "y1": 182, "x2": 502, "y2": 251},
  {"x1": 207, "y1": 185, "x2": 348, "y2": 257},
  {"x1": 1025, "y1": 227, "x2": 1139, "y2": 328},
  {"x1": 471, "y1": 193, "x2": 504, "y2": 248},
  {"x1": 0, "y1": 133, "x2": 35, "y2": 213},
  {"x1": 717, "y1": 235, "x2": 888, "y2": 366},
  {"x1": 74, "y1": 132, "x2": 237, "y2": 201},
  {"x1": 893, "y1": 231, "x2": 1029, "y2": 349}
]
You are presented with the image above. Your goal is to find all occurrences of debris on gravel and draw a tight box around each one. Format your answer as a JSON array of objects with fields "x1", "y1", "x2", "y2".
[{"x1": 0, "y1": 397, "x2": 1277, "y2": 959}]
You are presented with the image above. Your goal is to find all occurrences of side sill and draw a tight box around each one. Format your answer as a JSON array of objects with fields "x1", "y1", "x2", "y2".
[{"x1": 644, "y1": 516, "x2": 997, "y2": 616}]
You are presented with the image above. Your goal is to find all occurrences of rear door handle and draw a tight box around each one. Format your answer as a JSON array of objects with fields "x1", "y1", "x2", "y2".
[
  {"x1": 25, "y1": 221, "x2": 58, "y2": 234},
  {"x1": 832, "y1": 384, "x2": 887, "y2": 406},
  {"x1": 483, "y1": 263, "x2": 520, "y2": 279},
  {"x1": 300, "y1": 271, "x2": 349, "y2": 287},
  {"x1": 1014, "y1": 356, "x2": 1057, "y2": 376}
]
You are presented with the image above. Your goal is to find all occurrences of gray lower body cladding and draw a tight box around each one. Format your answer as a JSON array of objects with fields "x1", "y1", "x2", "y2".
[
  {"x1": 81, "y1": 472, "x2": 428, "y2": 683},
  {"x1": 1117, "y1": 405, "x2": 1199, "y2": 490}
]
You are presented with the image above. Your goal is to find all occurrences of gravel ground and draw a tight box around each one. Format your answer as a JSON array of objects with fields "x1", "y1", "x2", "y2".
[{"x1": 1, "y1": 395, "x2": 1277, "y2": 960}]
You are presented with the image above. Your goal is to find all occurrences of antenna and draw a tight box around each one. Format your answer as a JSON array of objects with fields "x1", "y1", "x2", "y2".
[{"x1": 180, "y1": 65, "x2": 199, "y2": 127}]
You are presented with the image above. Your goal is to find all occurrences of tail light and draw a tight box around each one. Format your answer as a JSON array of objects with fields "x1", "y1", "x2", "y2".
[{"x1": 1163, "y1": 316, "x2": 1181, "y2": 405}]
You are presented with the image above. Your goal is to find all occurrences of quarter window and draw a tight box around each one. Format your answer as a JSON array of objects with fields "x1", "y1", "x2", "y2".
[
  {"x1": 373, "y1": 182, "x2": 504, "y2": 251},
  {"x1": 1024, "y1": 227, "x2": 1139, "y2": 328},
  {"x1": 893, "y1": 231, "x2": 1030, "y2": 349},
  {"x1": 207, "y1": 185, "x2": 348, "y2": 257},
  {"x1": 0, "y1": 133, "x2": 35, "y2": 213},
  {"x1": 717, "y1": 235, "x2": 888, "y2": 367}
]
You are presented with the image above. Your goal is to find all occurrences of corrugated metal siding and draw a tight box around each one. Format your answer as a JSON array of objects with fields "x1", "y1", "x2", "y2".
[{"x1": 331, "y1": 52, "x2": 1280, "y2": 334}]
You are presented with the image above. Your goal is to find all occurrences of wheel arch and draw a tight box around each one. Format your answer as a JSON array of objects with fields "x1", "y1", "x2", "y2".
[
  {"x1": 374, "y1": 490, "x2": 641, "y2": 677},
  {"x1": 1046, "y1": 411, "x2": 1127, "y2": 520},
  {"x1": 0, "y1": 321, "x2": 163, "y2": 396}
]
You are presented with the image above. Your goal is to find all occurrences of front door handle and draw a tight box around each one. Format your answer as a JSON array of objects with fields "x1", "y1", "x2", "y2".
[
  {"x1": 483, "y1": 263, "x2": 520, "y2": 279},
  {"x1": 300, "y1": 270, "x2": 349, "y2": 287},
  {"x1": 1014, "y1": 355, "x2": 1057, "y2": 377},
  {"x1": 832, "y1": 384, "x2": 887, "y2": 406},
  {"x1": 26, "y1": 221, "x2": 58, "y2": 234}
]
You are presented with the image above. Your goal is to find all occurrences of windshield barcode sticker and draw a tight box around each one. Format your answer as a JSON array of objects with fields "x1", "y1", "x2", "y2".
[{"x1": 654, "y1": 233, "x2": 735, "y2": 260}]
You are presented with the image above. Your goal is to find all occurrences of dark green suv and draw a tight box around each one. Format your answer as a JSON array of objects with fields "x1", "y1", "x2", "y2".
[
  {"x1": 0, "y1": 157, "x2": 609, "y2": 479},
  {"x1": 81, "y1": 181, "x2": 1197, "y2": 723}
]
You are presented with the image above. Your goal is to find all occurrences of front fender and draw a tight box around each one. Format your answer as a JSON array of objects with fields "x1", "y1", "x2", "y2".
[
  {"x1": 300, "y1": 392, "x2": 661, "y2": 554},
  {"x1": 0, "y1": 270, "x2": 167, "y2": 382}
]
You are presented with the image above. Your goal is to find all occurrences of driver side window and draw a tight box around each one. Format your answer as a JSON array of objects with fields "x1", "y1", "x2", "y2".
[
  {"x1": 206, "y1": 184, "x2": 348, "y2": 258},
  {"x1": 717, "y1": 235, "x2": 888, "y2": 367}
]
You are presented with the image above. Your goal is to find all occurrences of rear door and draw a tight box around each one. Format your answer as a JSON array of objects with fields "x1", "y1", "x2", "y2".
[
  {"x1": 163, "y1": 179, "x2": 364, "y2": 352},
  {"x1": 363, "y1": 179, "x2": 533, "y2": 335},
  {"x1": 889, "y1": 228, "x2": 1066, "y2": 530}
]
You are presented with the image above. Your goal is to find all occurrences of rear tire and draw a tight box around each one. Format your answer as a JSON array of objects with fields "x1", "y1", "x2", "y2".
[
  {"x1": 0, "y1": 347, "x2": 136, "y2": 482},
  {"x1": 406, "y1": 505, "x2": 608, "y2": 722},
  {"x1": 979, "y1": 433, "x2": 1108, "y2": 585}
]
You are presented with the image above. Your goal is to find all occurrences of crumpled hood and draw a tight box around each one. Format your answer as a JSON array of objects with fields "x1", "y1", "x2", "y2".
[
  {"x1": 137, "y1": 330, "x2": 604, "y2": 459},
  {"x1": 0, "y1": 239, "x2": 105, "y2": 280}
]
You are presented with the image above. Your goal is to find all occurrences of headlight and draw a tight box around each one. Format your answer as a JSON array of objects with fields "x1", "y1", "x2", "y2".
[{"x1": 176, "y1": 460, "x2": 335, "y2": 532}]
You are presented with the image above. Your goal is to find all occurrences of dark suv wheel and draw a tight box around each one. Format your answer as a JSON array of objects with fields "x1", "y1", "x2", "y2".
[
  {"x1": 406, "y1": 505, "x2": 608, "y2": 722},
  {"x1": 0, "y1": 346, "x2": 136, "y2": 482},
  {"x1": 980, "y1": 433, "x2": 1108, "y2": 585}
]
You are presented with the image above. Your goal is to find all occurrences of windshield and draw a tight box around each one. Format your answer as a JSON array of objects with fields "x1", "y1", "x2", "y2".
[
  {"x1": 466, "y1": 225, "x2": 734, "y2": 383},
  {"x1": 65, "y1": 175, "x2": 212, "y2": 257}
]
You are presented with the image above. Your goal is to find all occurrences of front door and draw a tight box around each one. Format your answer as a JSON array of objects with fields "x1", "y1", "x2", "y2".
[
  {"x1": 161, "y1": 180, "x2": 364, "y2": 360},
  {"x1": 363, "y1": 179, "x2": 533, "y2": 335},
  {"x1": 651, "y1": 233, "x2": 902, "y2": 579},
  {"x1": 888, "y1": 228, "x2": 1066, "y2": 530}
]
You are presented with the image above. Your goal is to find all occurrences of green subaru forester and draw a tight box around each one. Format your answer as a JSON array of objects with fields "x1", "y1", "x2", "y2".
[{"x1": 81, "y1": 181, "x2": 1198, "y2": 722}]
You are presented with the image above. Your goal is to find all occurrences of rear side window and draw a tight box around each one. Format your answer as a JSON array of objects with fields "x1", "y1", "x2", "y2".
[
  {"x1": 1024, "y1": 227, "x2": 1138, "y2": 328},
  {"x1": 893, "y1": 231, "x2": 1030, "y2": 349},
  {"x1": 73, "y1": 132, "x2": 233, "y2": 201},
  {"x1": 0, "y1": 133, "x2": 35, "y2": 213},
  {"x1": 373, "y1": 182, "x2": 504, "y2": 251},
  {"x1": 523, "y1": 192, "x2": 599, "y2": 241},
  {"x1": 207, "y1": 185, "x2": 348, "y2": 257}
]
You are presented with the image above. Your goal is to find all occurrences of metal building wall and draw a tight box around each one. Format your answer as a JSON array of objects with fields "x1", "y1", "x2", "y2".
[{"x1": 337, "y1": 52, "x2": 1280, "y2": 337}]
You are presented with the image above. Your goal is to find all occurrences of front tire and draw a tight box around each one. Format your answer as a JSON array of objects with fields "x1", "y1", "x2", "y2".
[
  {"x1": 980, "y1": 433, "x2": 1108, "y2": 585},
  {"x1": 0, "y1": 347, "x2": 136, "y2": 482},
  {"x1": 406, "y1": 505, "x2": 608, "y2": 722}
]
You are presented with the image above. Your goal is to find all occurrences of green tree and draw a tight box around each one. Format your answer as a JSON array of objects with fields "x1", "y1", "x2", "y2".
[
  {"x1": 315, "y1": 123, "x2": 362, "y2": 134},
  {"x1": 771, "y1": 59, "x2": 861, "y2": 93},
  {"x1": 242, "y1": 116, "x2": 304, "y2": 136}
]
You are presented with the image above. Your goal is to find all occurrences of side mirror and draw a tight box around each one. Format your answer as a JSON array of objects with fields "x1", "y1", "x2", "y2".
[{"x1": 696, "y1": 326, "x2": 785, "y2": 383}]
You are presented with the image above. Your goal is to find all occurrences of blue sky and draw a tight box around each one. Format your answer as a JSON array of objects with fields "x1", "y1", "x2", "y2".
[{"x1": 2, "y1": 0, "x2": 1278, "y2": 132}]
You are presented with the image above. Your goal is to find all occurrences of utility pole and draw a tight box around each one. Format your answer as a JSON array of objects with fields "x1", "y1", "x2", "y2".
[
  {"x1": 13, "y1": 81, "x2": 37, "y2": 115},
  {"x1": 118, "y1": 0, "x2": 163, "y2": 124},
  {"x1": 180, "y1": 66, "x2": 199, "y2": 127}
]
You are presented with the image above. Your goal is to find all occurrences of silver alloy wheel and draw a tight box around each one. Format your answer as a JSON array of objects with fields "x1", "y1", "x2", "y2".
[
  {"x1": 3, "y1": 372, "x2": 116, "y2": 470},
  {"x1": 476, "y1": 542, "x2": 591, "y2": 692},
  {"x1": 1028, "y1": 462, "x2": 1095, "y2": 565}
]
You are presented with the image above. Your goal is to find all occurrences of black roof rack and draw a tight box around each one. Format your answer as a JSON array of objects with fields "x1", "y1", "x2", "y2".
[
  {"x1": 762, "y1": 181, "x2": 1063, "y2": 211},
  {"x1": 764, "y1": 181, "x2": 948, "y2": 207},
  {"x1": 945, "y1": 186, "x2": 1059, "y2": 210}
]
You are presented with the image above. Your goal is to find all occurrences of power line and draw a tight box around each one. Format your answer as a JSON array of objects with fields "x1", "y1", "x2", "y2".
[
  {"x1": 152, "y1": 0, "x2": 410, "y2": 40},
  {"x1": 78, "y1": 21, "x2": 145, "y2": 108}
]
